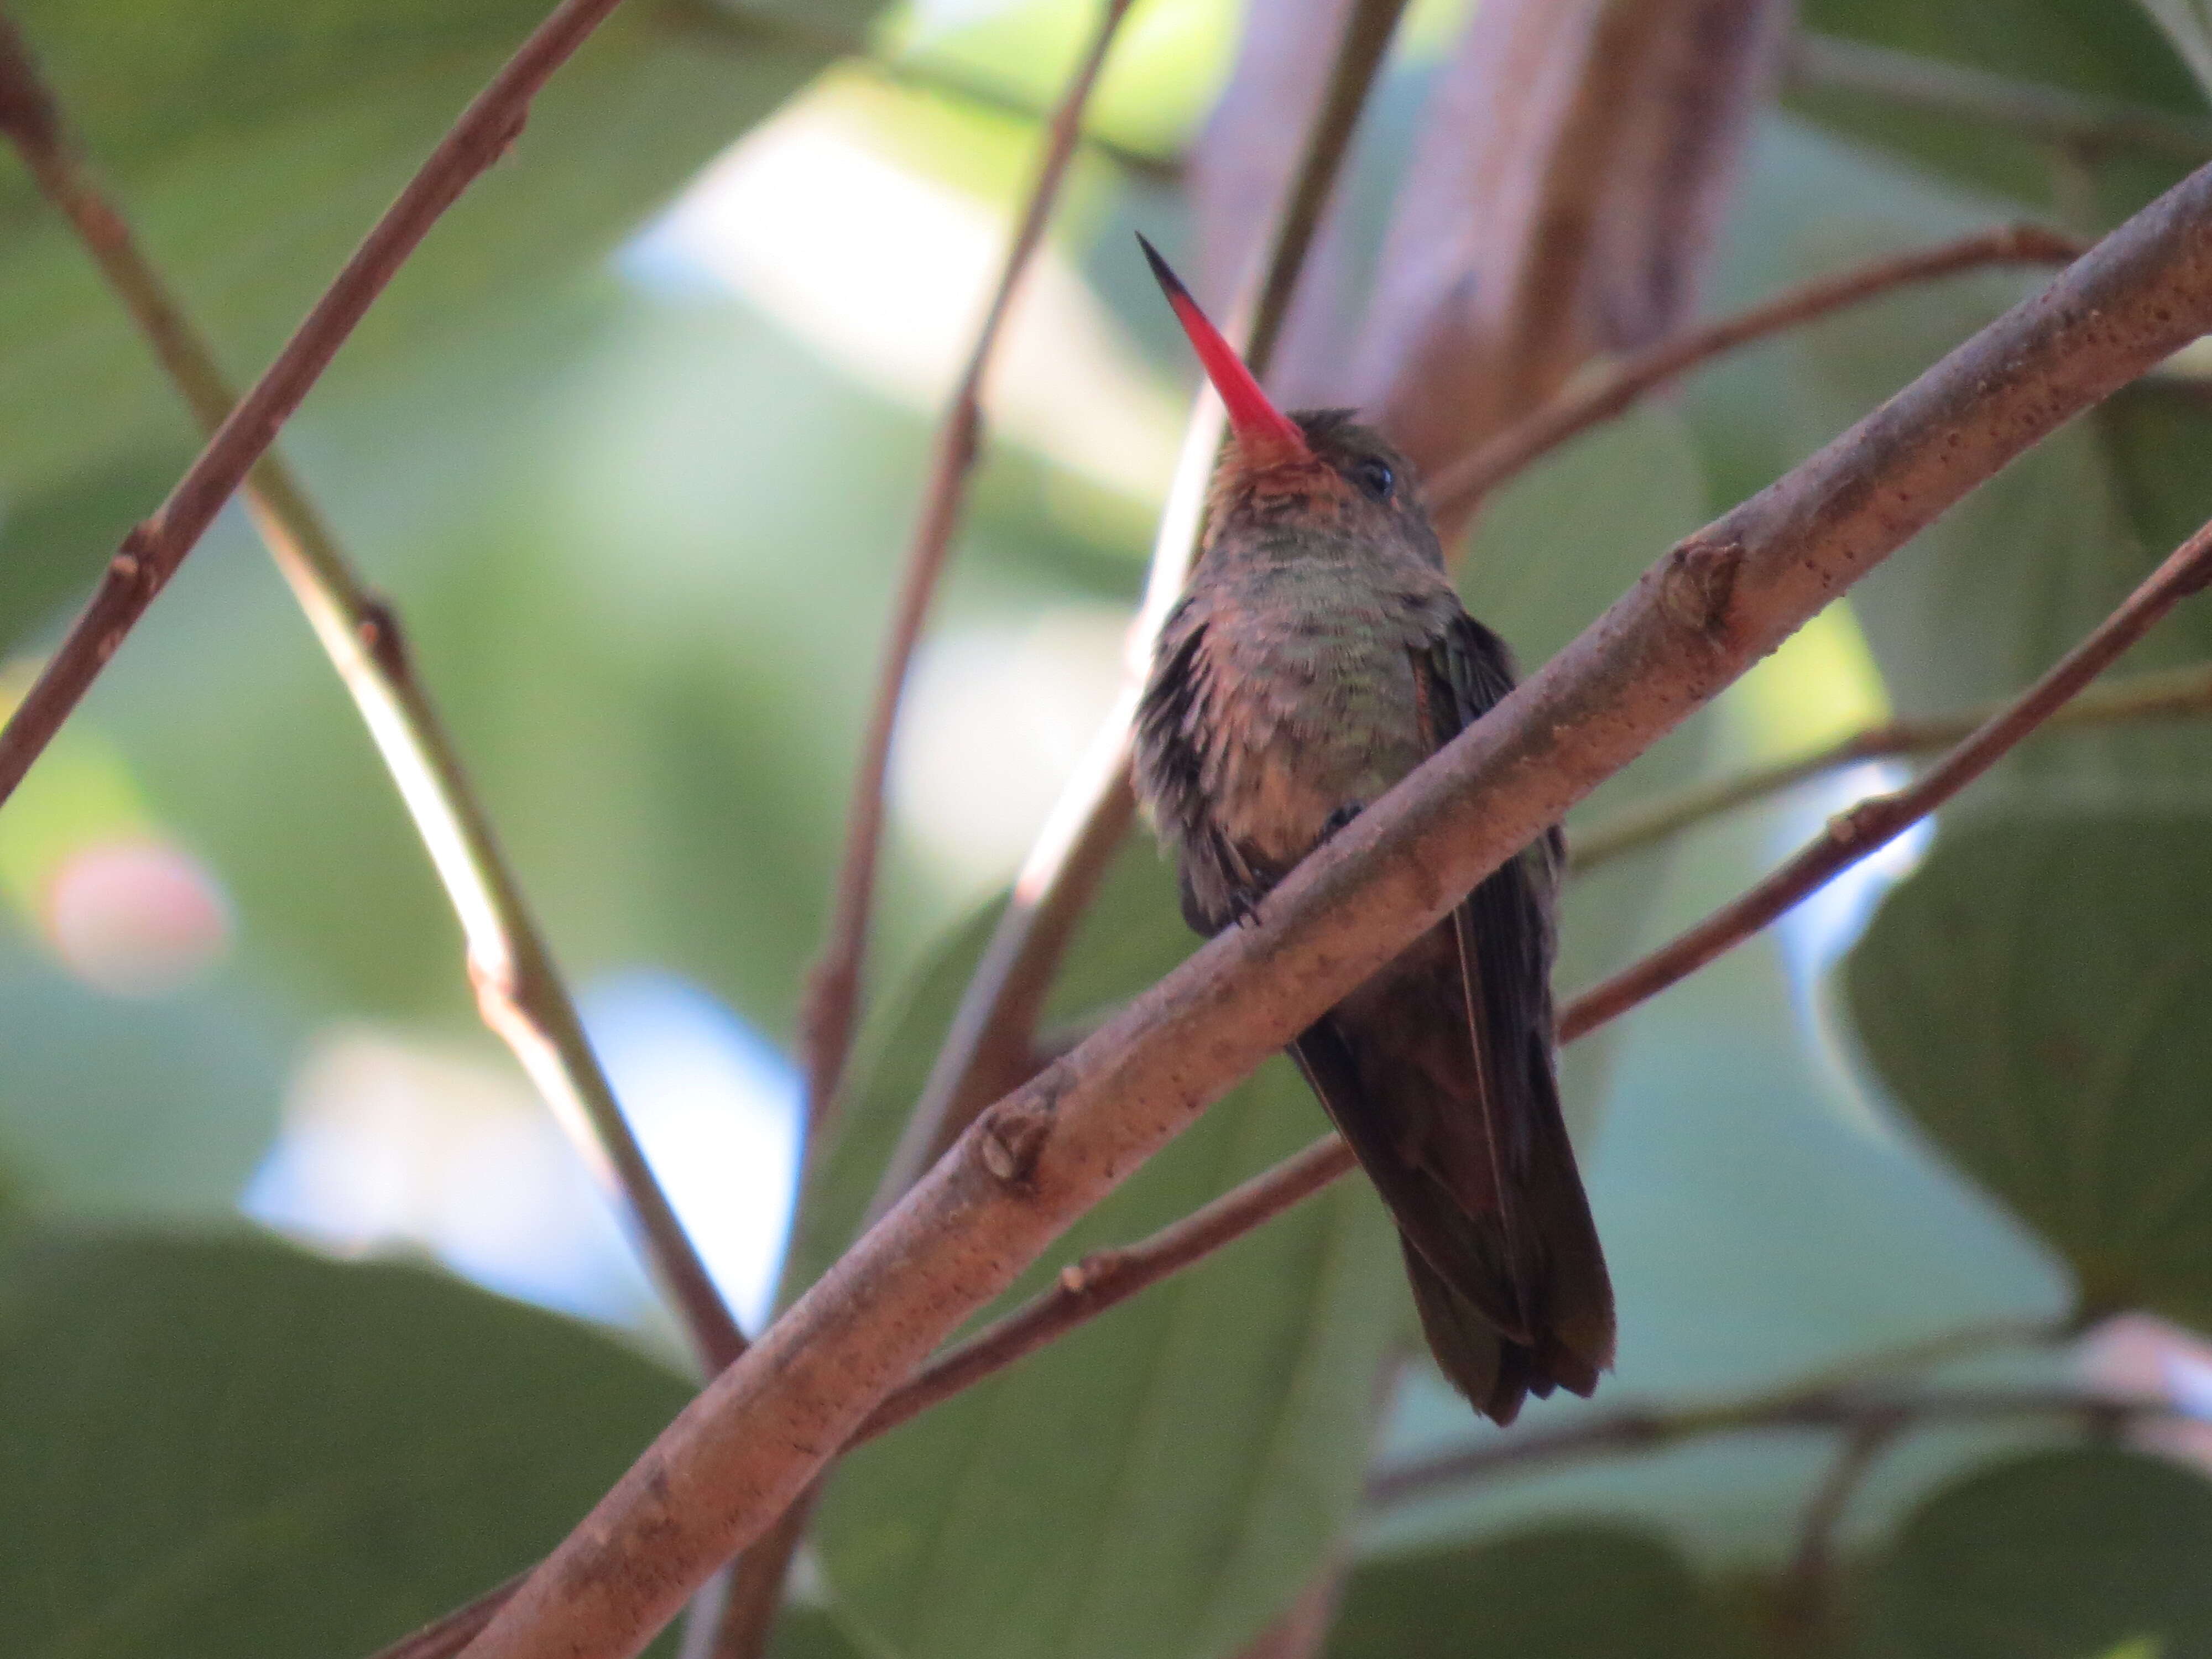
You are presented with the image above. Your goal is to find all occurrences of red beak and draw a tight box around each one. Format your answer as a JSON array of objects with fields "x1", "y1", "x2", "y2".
[{"x1": 1138, "y1": 234, "x2": 1310, "y2": 465}]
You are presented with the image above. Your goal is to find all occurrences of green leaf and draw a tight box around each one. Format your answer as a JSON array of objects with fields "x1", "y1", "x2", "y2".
[
  {"x1": 1869, "y1": 1447, "x2": 2212, "y2": 1659},
  {"x1": 1846, "y1": 811, "x2": 2212, "y2": 1327},
  {"x1": 0, "y1": 2, "x2": 851, "y2": 510},
  {"x1": 0, "y1": 1224, "x2": 695, "y2": 1658},
  {"x1": 1788, "y1": 0, "x2": 2199, "y2": 223},
  {"x1": 1325, "y1": 1525, "x2": 1721, "y2": 1659},
  {"x1": 809, "y1": 843, "x2": 1404, "y2": 1659}
]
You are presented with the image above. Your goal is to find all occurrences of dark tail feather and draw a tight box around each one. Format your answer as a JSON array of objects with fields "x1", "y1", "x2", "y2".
[
  {"x1": 1294, "y1": 1006, "x2": 1614, "y2": 1426},
  {"x1": 1399, "y1": 1236, "x2": 1538, "y2": 1425}
]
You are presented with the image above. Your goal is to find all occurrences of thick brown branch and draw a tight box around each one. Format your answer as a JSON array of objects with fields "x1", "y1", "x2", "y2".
[
  {"x1": 1562, "y1": 511, "x2": 2212, "y2": 1040},
  {"x1": 1428, "y1": 222, "x2": 2086, "y2": 523},
  {"x1": 0, "y1": 0, "x2": 632, "y2": 808},
  {"x1": 456, "y1": 153, "x2": 2212, "y2": 1659},
  {"x1": 1569, "y1": 658, "x2": 2212, "y2": 873},
  {"x1": 800, "y1": 0, "x2": 1135, "y2": 1147},
  {"x1": 0, "y1": 3, "x2": 744, "y2": 1378}
]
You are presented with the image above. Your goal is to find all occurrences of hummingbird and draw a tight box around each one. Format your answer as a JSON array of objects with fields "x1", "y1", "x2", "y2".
[{"x1": 1130, "y1": 236, "x2": 1614, "y2": 1424}]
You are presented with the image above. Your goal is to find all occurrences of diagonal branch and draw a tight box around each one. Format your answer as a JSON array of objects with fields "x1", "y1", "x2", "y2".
[
  {"x1": 1562, "y1": 510, "x2": 2212, "y2": 1039},
  {"x1": 454, "y1": 150, "x2": 2212, "y2": 1659},
  {"x1": 0, "y1": 0, "x2": 634, "y2": 810},
  {"x1": 1427, "y1": 222, "x2": 2085, "y2": 523},
  {"x1": 0, "y1": 2, "x2": 745, "y2": 1377},
  {"x1": 879, "y1": 0, "x2": 1413, "y2": 1211},
  {"x1": 800, "y1": 0, "x2": 1137, "y2": 1140},
  {"x1": 1568, "y1": 658, "x2": 2212, "y2": 874}
]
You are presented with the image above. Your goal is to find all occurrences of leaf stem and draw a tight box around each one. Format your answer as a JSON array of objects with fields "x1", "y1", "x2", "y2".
[{"x1": 0, "y1": 5, "x2": 747, "y2": 1372}]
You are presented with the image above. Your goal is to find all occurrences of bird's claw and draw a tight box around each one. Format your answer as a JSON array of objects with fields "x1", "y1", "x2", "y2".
[{"x1": 1321, "y1": 801, "x2": 1365, "y2": 841}]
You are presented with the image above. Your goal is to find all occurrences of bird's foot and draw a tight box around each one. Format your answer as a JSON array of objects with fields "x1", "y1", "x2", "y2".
[
  {"x1": 1227, "y1": 890, "x2": 1264, "y2": 930},
  {"x1": 1320, "y1": 801, "x2": 1365, "y2": 841}
]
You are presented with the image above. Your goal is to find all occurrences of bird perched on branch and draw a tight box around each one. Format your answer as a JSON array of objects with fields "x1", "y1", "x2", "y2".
[{"x1": 1130, "y1": 235, "x2": 1614, "y2": 1425}]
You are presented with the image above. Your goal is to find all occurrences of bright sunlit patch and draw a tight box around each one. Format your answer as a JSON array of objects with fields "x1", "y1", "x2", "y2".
[
  {"x1": 242, "y1": 978, "x2": 804, "y2": 1338},
  {"x1": 243, "y1": 1027, "x2": 651, "y2": 1324},
  {"x1": 43, "y1": 837, "x2": 233, "y2": 997},
  {"x1": 579, "y1": 971, "x2": 802, "y2": 1334},
  {"x1": 620, "y1": 75, "x2": 1182, "y2": 507},
  {"x1": 1730, "y1": 603, "x2": 1891, "y2": 760},
  {"x1": 890, "y1": 603, "x2": 1130, "y2": 888}
]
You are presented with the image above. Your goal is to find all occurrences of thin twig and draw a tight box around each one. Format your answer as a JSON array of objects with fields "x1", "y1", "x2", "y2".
[
  {"x1": 800, "y1": 0, "x2": 1136, "y2": 1144},
  {"x1": 1777, "y1": 1417, "x2": 1903, "y2": 1647},
  {"x1": 1363, "y1": 1385, "x2": 2156, "y2": 1508},
  {"x1": 854, "y1": 1132, "x2": 1356, "y2": 1440},
  {"x1": 1790, "y1": 30, "x2": 2212, "y2": 166},
  {"x1": 1427, "y1": 222, "x2": 2084, "y2": 522},
  {"x1": 1569, "y1": 659, "x2": 2212, "y2": 873},
  {"x1": 880, "y1": 0, "x2": 1412, "y2": 1209},
  {"x1": 0, "y1": 0, "x2": 635, "y2": 810},
  {"x1": 457, "y1": 159, "x2": 2212, "y2": 1659},
  {"x1": 0, "y1": 1, "x2": 743, "y2": 1378},
  {"x1": 1562, "y1": 513, "x2": 2212, "y2": 1040},
  {"x1": 735, "y1": 13, "x2": 1139, "y2": 1653}
]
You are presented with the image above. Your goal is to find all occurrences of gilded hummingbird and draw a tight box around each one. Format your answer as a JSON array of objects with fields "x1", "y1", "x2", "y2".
[{"x1": 1130, "y1": 236, "x2": 1614, "y2": 1424}]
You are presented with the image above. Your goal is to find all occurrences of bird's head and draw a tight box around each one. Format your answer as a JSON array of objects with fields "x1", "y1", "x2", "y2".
[{"x1": 1138, "y1": 234, "x2": 1442, "y2": 570}]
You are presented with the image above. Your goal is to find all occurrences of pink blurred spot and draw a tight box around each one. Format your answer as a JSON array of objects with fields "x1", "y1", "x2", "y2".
[{"x1": 43, "y1": 837, "x2": 233, "y2": 997}]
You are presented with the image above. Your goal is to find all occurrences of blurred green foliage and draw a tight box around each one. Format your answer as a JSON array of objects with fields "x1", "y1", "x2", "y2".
[{"x1": 4, "y1": 1, "x2": 2212, "y2": 1657}]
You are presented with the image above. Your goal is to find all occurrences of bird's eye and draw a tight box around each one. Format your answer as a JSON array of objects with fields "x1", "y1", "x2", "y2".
[{"x1": 1353, "y1": 457, "x2": 1394, "y2": 500}]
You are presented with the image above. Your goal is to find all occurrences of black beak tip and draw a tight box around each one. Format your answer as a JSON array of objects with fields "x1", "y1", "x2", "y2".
[{"x1": 1134, "y1": 231, "x2": 1188, "y2": 302}]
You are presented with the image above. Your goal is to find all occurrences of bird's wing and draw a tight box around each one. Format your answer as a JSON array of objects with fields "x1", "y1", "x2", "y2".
[{"x1": 1406, "y1": 608, "x2": 1610, "y2": 1395}]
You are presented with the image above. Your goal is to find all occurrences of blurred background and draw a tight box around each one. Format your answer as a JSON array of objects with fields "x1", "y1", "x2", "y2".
[{"x1": 8, "y1": 1, "x2": 2212, "y2": 1656}]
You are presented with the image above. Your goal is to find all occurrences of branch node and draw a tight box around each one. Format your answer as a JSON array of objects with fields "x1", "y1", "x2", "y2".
[
  {"x1": 2004, "y1": 221, "x2": 2086, "y2": 264},
  {"x1": 356, "y1": 594, "x2": 412, "y2": 681},
  {"x1": 1660, "y1": 534, "x2": 1744, "y2": 641},
  {"x1": 974, "y1": 1092, "x2": 1055, "y2": 1190},
  {"x1": 1060, "y1": 1249, "x2": 1119, "y2": 1296},
  {"x1": 0, "y1": 16, "x2": 59, "y2": 155}
]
